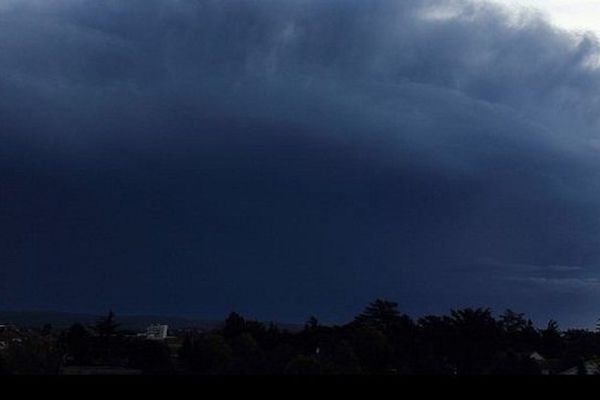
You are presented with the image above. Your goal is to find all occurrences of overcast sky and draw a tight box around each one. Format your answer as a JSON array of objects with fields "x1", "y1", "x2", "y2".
[{"x1": 1, "y1": 0, "x2": 600, "y2": 328}]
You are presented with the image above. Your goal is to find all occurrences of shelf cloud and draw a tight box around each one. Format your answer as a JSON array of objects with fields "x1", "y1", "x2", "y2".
[{"x1": 2, "y1": 0, "x2": 600, "y2": 327}]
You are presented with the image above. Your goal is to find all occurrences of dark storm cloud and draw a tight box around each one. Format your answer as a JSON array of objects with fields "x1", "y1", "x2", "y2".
[{"x1": 2, "y1": 0, "x2": 600, "y2": 326}]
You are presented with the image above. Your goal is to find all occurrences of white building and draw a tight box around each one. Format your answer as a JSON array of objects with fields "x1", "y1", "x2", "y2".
[{"x1": 145, "y1": 324, "x2": 169, "y2": 340}]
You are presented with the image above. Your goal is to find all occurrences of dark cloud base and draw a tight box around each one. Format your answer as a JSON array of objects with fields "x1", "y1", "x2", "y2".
[{"x1": 2, "y1": 0, "x2": 600, "y2": 327}]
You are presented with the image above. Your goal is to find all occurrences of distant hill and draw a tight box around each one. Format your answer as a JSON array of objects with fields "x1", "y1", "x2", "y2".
[
  {"x1": 0, "y1": 310, "x2": 302, "y2": 332},
  {"x1": 0, "y1": 311, "x2": 219, "y2": 331}
]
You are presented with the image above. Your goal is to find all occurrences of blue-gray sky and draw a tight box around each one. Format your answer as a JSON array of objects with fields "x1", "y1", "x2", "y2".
[{"x1": 2, "y1": 0, "x2": 600, "y2": 327}]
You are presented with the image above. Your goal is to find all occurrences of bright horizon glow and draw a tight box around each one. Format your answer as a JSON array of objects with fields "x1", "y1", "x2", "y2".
[{"x1": 492, "y1": 0, "x2": 600, "y2": 37}]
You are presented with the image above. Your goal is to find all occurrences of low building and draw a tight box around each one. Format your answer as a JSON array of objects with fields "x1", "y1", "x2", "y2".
[
  {"x1": 529, "y1": 352, "x2": 545, "y2": 363},
  {"x1": 144, "y1": 324, "x2": 169, "y2": 340},
  {"x1": 559, "y1": 360, "x2": 600, "y2": 375}
]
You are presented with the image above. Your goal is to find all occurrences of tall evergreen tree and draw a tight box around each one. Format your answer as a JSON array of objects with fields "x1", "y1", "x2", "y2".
[{"x1": 93, "y1": 310, "x2": 121, "y2": 337}]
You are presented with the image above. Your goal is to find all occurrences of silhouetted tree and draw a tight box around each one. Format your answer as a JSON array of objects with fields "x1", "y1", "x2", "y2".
[
  {"x1": 128, "y1": 339, "x2": 172, "y2": 373},
  {"x1": 222, "y1": 312, "x2": 246, "y2": 338},
  {"x1": 415, "y1": 315, "x2": 456, "y2": 374},
  {"x1": 350, "y1": 325, "x2": 392, "y2": 373},
  {"x1": 60, "y1": 323, "x2": 93, "y2": 365},
  {"x1": 262, "y1": 343, "x2": 297, "y2": 374},
  {"x1": 182, "y1": 333, "x2": 233, "y2": 374},
  {"x1": 354, "y1": 299, "x2": 401, "y2": 332},
  {"x1": 179, "y1": 334, "x2": 194, "y2": 367},
  {"x1": 498, "y1": 309, "x2": 540, "y2": 353},
  {"x1": 225, "y1": 333, "x2": 259, "y2": 373},
  {"x1": 305, "y1": 316, "x2": 319, "y2": 331},
  {"x1": 561, "y1": 329, "x2": 600, "y2": 369},
  {"x1": 94, "y1": 310, "x2": 121, "y2": 337},
  {"x1": 330, "y1": 340, "x2": 361, "y2": 374},
  {"x1": 41, "y1": 324, "x2": 53, "y2": 336},
  {"x1": 284, "y1": 354, "x2": 321, "y2": 374},
  {"x1": 540, "y1": 319, "x2": 563, "y2": 359},
  {"x1": 262, "y1": 322, "x2": 282, "y2": 350},
  {"x1": 3, "y1": 336, "x2": 62, "y2": 374},
  {"x1": 449, "y1": 308, "x2": 501, "y2": 374},
  {"x1": 499, "y1": 310, "x2": 527, "y2": 334}
]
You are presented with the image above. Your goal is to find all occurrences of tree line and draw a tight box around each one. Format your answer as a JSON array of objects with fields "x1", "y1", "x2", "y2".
[{"x1": 1, "y1": 300, "x2": 600, "y2": 374}]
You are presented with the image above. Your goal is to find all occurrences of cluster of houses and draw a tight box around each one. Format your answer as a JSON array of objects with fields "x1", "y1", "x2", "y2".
[
  {"x1": 0, "y1": 324, "x2": 24, "y2": 351},
  {"x1": 1, "y1": 323, "x2": 171, "y2": 341},
  {"x1": 527, "y1": 351, "x2": 600, "y2": 375}
]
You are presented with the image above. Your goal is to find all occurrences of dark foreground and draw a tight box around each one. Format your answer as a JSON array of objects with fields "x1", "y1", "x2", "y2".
[{"x1": 2, "y1": 299, "x2": 600, "y2": 376}]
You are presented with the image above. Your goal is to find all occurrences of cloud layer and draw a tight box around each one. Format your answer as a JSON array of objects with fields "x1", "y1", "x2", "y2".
[{"x1": 2, "y1": 0, "x2": 600, "y2": 326}]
